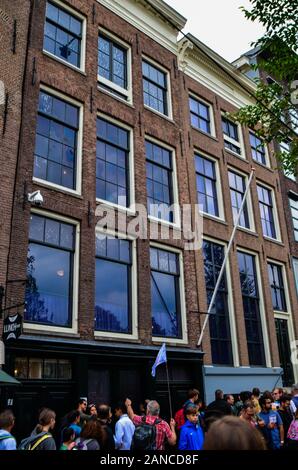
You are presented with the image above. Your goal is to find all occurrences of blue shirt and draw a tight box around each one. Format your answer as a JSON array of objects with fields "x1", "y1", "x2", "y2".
[
  {"x1": 69, "y1": 423, "x2": 81, "y2": 438},
  {"x1": 178, "y1": 420, "x2": 204, "y2": 451},
  {"x1": 0, "y1": 430, "x2": 17, "y2": 450},
  {"x1": 258, "y1": 410, "x2": 283, "y2": 449},
  {"x1": 114, "y1": 414, "x2": 135, "y2": 450}
]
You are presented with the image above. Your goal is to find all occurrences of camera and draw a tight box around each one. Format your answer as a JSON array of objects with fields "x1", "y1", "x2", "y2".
[{"x1": 27, "y1": 190, "x2": 44, "y2": 206}]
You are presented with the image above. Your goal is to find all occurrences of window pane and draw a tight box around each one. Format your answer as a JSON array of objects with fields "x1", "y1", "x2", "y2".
[
  {"x1": 44, "y1": 359, "x2": 57, "y2": 379},
  {"x1": 44, "y1": 2, "x2": 82, "y2": 67},
  {"x1": 151, "y1": 271, "x2": 180, "y2": 338},
  {"x1": 25, "y1": 243, "x2": 72, "y2": 327},
  {"x1": 28, "y1": 358, "x2": 43, "y2": 379},
  {"x1": 95, "y1": 258, "x2": 130, "y2": 333},
  {"x1": 14, "y1": 358, "x2": 28, "y2": 379}
]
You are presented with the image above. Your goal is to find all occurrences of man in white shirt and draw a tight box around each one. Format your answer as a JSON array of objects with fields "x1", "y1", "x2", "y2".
[{"x1": 114, "y1": 401, "x2": 135, "y2": 450}]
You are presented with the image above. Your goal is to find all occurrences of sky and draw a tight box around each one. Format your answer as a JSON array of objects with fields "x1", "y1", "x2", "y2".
[{"x1": 164, "y1": 0, "x2": 265, "y2": 62}]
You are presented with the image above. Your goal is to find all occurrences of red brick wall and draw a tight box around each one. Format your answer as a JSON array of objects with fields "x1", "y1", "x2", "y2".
[
  {"x1": 0, "y1": 0, "x2": 31, "y2": 328},
  {"x1": 2, "y1": 0, "x2": 297, "y2": 369}
]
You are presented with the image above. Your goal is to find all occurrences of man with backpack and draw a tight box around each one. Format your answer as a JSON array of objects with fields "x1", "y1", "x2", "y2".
[
  {"x1": 125, "y1": 398, "x2": 176, "y2": 451},
  {"x1": 0, "y1": 410, "x2": 16, "y2": 450}
]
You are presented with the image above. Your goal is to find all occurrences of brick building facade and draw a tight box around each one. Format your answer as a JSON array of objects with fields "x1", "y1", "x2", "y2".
[{"x1": 0, "y1": 0, "x2": 297, "y2": 437}]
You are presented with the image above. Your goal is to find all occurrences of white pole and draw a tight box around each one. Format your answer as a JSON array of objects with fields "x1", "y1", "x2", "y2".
[{"x1": 197, "y1": 168, "x2": 255, "y2": 347}]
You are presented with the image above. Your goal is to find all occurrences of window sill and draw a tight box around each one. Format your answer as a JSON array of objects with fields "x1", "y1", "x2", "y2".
[
  {"x1": 97, "y1": 85, "x2": 134, "y2": 108},
  {"x1": 263, "y1": 236, "x2": 283, "y2": 246},
  {"x1": 200, "y1": 212, "x2": 227, "y2": 225},
  {"x1": 96, "y1": 198, "x2": 136, "y2": 216},
  {"x1": 236, "y1": 226, "x2": 258, "y2": 237},
  {"x1": 148, "y1": 215, "x2": 181, "y2": 231},
  {"x1": 144, "y1": 105, "x2": 174, "y2": 124},
  {"x1": 33, "y1": 178, "x2": 82, "y2": 199},
  {"x1": 252, "y1": 159, "x2": 272, "y2": 172},
  {"x1": 191, "y1": 126, "x2": 218, "y2": 142},
  {"x1": 152, "y1": 337, "x2": 189, "y2": 346},
  {"x1": 94, "y1": 332, "x2": 139, "y2": 341},
  {"x1": 42, "y1": 50, "x2": 86, "y2": 76},
  {"x1": 224, "y1": 148, "x2": 247, "y2": 161},
  {"x1": 23, "y1": 326, "x2": 80, "y2": 338}
]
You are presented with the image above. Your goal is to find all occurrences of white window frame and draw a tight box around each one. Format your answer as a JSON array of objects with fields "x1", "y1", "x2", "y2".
[
  {"x1": 189, "y1": 92, "x2": 216, "y2": 138},
  {"x1": 249, "y1": 130, "x2": 270, "y2": 168},
  {"x1": 96, "y1": 112, "x2": 135, "y2": 215},
  {"x1": 289, "y1": 195, "x2": 298, "y2": 242},
  {"x1": 227, "y1": 166, "x2": 255, "y2": 233},
  {"x1": 33, "y1": 84, "x2": 83, "y2": 196},
  {"x1": 280, "y1": 141, "x2": 296, "y2": 181},
  {"x1": 203, "y1": 236, "x2": 239, "y2": 367},
  {"x1": 94, "y1": 226, "x2": 138, "y2": 340},
  {"x1": 24, "y1": 209, "x2": 80, "y2": 335},
  {"x1": 43, "y1": 0, "x2": 87, "y2": 74},
  {"x1": 145, "y1": 135, "x2": 180, "y2": 229},
  {"x1": 292, "y1": 257, "x2": 298, "y2": 296},
  {"x1": 195, "y1": 150, "x2": 225, "y2": 222},
  {"x1": 270, "y1": 259, "x2": 298, "y2": 382},
  {"x1": 142, "y1": 55, "x2": 173, "y2": 120},
  {"x1": 150, "y1": 242, "x2": 188, "y2": 345},
  {"x1": 267, "y1": 259, "x2": 290, "y2": 315},
  {"x1": 221, "y1": 113, "x2": 246, "y2": 159},
  {"x1": 97, "y1": 27, "x2": 132, "y2": 104},
  {"x1": 237, "y1": 247, "x2": 272, "y2": 368},
  {"x1": 256, "y1": 181, "x2": 282, "y2": 243}
]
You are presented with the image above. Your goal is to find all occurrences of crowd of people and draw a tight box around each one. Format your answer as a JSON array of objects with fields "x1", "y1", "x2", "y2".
[{"x1": 0, "y1": 383, "x2": 298, "y2": 451}]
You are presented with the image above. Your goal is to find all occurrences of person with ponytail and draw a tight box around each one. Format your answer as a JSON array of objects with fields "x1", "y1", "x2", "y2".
[{"x1": 19, "y1": 408, "x2": 57, "y2": 450}]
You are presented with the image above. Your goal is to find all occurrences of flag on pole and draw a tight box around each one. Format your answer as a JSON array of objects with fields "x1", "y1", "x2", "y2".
[{"x1": 151, "y1": 343, "x2": 167, "y2": 377}]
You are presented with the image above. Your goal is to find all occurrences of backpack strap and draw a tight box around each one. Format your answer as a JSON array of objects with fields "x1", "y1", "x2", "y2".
[
  {"x1": 0, "y1": 434, "x2": 13, "y2": 441},
  {"x1": 30, "y1": 434, "x2": 51, "y2": 450}
]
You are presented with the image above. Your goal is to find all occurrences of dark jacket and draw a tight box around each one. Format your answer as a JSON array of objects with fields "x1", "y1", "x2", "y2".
[
  {"x1": 206, "y1": 399, "x2": 232, "y2": 417},
  {"x1": 30, "y1": 429, "x2": 56, "y2": 450},
  {"x1": 98, "y1": 420, "x2": 115, "y2": 451}
]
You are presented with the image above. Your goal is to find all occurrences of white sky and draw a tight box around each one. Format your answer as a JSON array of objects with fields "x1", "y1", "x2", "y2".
[{"x1": 164, "y1": 0, "x2": 265, "y2": 62}]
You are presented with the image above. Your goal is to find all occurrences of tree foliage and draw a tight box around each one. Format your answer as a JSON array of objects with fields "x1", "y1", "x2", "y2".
[{"x1": 231, "y1": 0, "x2": 298, "y2": 175}]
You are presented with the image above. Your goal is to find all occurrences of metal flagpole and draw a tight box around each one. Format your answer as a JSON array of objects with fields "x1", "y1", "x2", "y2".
[
  {"x1": 197, "y1": 168, "x2": 255, "y2": 347},
  {"x1": 165, "y1": 361, "x2": 173, "y2": 419}
]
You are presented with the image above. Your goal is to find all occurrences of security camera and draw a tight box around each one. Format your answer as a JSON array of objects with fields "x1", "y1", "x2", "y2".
[{"x1": 28, "y1": 190, "x2": 44, "y2": 206}]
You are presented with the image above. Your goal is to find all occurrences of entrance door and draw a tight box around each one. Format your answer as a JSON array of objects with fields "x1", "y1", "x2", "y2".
[{"x1": 275, "y1": 318, "x2": 294, "y2": 387}]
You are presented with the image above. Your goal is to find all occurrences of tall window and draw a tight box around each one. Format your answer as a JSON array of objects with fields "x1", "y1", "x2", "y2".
[
  {"x1": 203, "y1": 240, "x2": 233, "y2": 365},
  {"x1": 44, "y1": 1, "x2": 82, "y2": 68},
  {"x1": 195, "y1": 155, "x2": 219, "y2": 216},
  {"x1": 34, "y1": 90, "x2": 79, "y2": 190},
  {"x1": 222, "y1": 117, "x2": 241, "y2": 155},
  {"x1": 142, "y1": 60, "x2": 168, "y2": 115},
  {"x1": 238, "y1": 252, "x2": 265, "y2": 366},
  {"x1": 98, "y1": 34, "x2": 128, "y2": 99},
  {"x1": 189, "y1": 96, "x2": 211, "y2": 134},
  {"x1": 146, "y1": 141, "x2": 173, "y2": 222},
  {"x1": 257, "y1": 185, "x2": 277, "y2": 239},
  {"x1": 228, "y1": 171, "x2": 250, "y2": 228},
  {"x1": 281, "y1": 141, "x2": 296, "y2": 181},
  {"x1": 25, "y1": 214, "x2": 75, "y2": 327},
  {"x1": 268, "y1": 263, "x2": 287, "y2": 312},
  {"x1": 250, "y1": 132, "x2": 266, "y2": 166},
  {"x1": 96, "y1": 118, "x2": 129, "y2": 207},
  {"x1": 95, "y1": 235, "x2": 132, "y2": 334},
  {"x1": 289, "y1": 197, "x2": 298, "y2": 241},
  {"x1": 293, "y1": 258, "x2": 298, "y2": 295},
  {"x1": 150, "y1": 247, "x2": 182, "y2": 338}
]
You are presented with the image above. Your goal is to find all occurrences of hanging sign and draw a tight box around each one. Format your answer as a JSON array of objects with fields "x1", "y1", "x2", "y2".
[{"x1": 2, "y1": 314, "x2": 23, "y2": 342}]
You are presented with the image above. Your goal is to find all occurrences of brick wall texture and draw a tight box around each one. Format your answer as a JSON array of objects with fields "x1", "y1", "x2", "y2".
[{"x1": 1, "y1": 0, "x2": 297, "y2": 369}]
